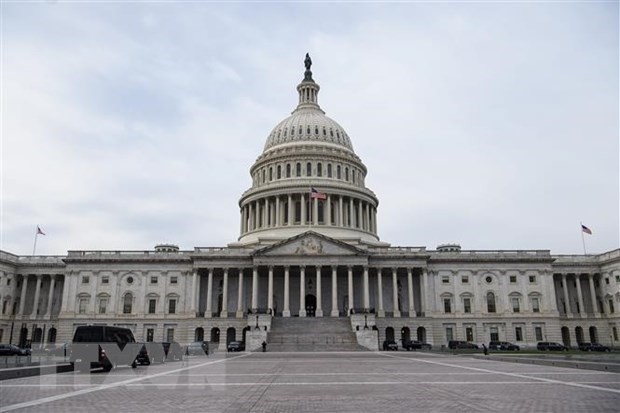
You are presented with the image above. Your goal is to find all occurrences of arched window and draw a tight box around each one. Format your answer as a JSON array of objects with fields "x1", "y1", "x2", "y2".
[
  {"x1": 317, "y1": 163, "x2": 322, "y2": 177},
  {"x1": 269, "y1": 167, "x2": 273, "y2": 181},
  {"x1": 123, "y1": 293, "x2": 133, "y2": 314},
  {"x1": 345, "y1": 167, "x2": 349, "y2": 181},
  {"x1": 327, "y1": 164, "x2": 332, "y2": 178},
  {"x1": 286, "y1": 164, "x2": 291, "y2": 178},
  {"x1": 337, "y1": 165, "x2": 341, "y2": 179},
  {"x1": 306, "y1": 162, "x2": 312, "y2": 176},
  {"x1": 262, "y1": 169, "x2": 265, "y2": 183},
  {"x1": 277, "y1": 165, "x2": 281, "y2": 179},
  {"x1": 487, "y1": 292, "x2": 496, "y2": 313},
  {"x1": 352, "y1": 169, "x2": 356, "y2": 183},
  {"x1": 296, "y1": 163, "x2": 301, "y2": 177},
  {"x1": 291, "y1": 126, "x2": 295, "y2": 136}
]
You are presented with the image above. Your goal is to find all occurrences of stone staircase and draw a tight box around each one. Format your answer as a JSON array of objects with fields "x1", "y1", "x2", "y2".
[{"x1": 267, "y1": 317, "x2": 367, "y2": 352}]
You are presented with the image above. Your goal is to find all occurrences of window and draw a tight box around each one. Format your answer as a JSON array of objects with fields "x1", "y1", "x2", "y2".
[
  {"x1": 101, "y1": 276, "x2": 109, "y2": 284},
  {"x1": 515, "y1": 327, "x2": 523, "y2": 341},
  {"x1": 306, "y1": 162, "x2": 312, "y2": 176},
  {"x1": 512, "y1": 297, "x2": 520, "y2": 313},
  {"x1": 531, "y1": 297, "x2": 540, "y2": 313},
  {"x1": 446, "y1": 327, "x2": 454, "y2": 342},
  {"x1": 613, "y1": 327, "x2": 618, "y2": 341},
  {"x1": 461, "y1": 276, "x2": 469, "y2": 284},
  {"x1": 127, "y1": 276, "x2": 134, "y2": 285},
  {"x1": 487, "y1": 292, "x2": 496, "y2": 313},
  {"x1": 269, "y1": 167, "x2": 273, "y2": 181},
  {"x1": 490, "y1": 327, "x2": 499, "y2": 342},
  {"x1": 170, "y1": 276, "x2": 178, "y2": 285},
  {"x1": 463, "y1": 298, "x2": 471, "y2": 314},
  {"x1": 337, "y1": 165, "x2": 341, "y2": 179},
  {"x1": 166, "y1": 328, "x2": 175, "y2": 342},
  {"x1": 98, "y1": 298, "x2": 108, "y2": 314},
  {"x1": 529, "y1": 275, "x2": 536, "y2": 283},
  {"x1": 345, "y1": 167, "x2": 349, "y2": 181},
  {"x1": 296, "y1": 163, "x2": 301, "y2": 177},
  {"x1": 352, "y1": 170, "x2": 356, "y2": 183},
  {"x1": 444, "y1": 298, "x2": 452, "y2": 313},
  {"x1": 146, "y1": 328, "x2": 154, "y2": 342},
  {"x1": 286, "y1": 164, "x2": 291, "y2": 178},
  {"x1": 535, "y1": 326, "x2": 543, "y2": 341},
  {"x1": 609, "y1": 299, "x2": 615, "y2": 313},
  {"x1": 262, "y1": 169, "x2": 265, "y2": 183},
  {"x1": 82, "y1": 276, "x2": 90, "y2": 284},
  {"x1": 465, "y1": 327, "x2": 474, "y2": 342},
  {"x1": 509, "y1": 275, "x2": 517, "y2": 283},
  {"x1": 442, "y1": 276, "x2": 450, "y2": 284},
  {"x1": 2, "y1": 300, "x2": 7, "y2": 315},
  {"x1": 327, "y1": 164, "x2": 332, "y2": 177},
  {"x1": 78, "y1": 298, "x2": 88, "y2": 314},
  {"x1": 616, "y1": 275, "x2": 620, "y2": 283},
  {"x1": 151, "y1": 276, "x2": 158, "y2": 284},
  {"x1": 485, "y1": 276, "x2": 493, "y2": 283},
  {"x1": 148, "y1": 299, "x2": 156, "y2": 314},
  {"x1": 123, "y1": 294, "x2": 133, "y2": 314},
  {"x1": 317, "y1": 163, "x2": 322, "y2": 177},
  {"x1": 168, "y1": 299, "x2": 177, "y2": 314},
  {"x1": 277, "y1": 165, "x2": 281, "y2": 179}
]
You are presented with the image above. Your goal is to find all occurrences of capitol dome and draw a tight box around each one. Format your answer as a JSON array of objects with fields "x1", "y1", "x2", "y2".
[{"x1": 235, "y1": 54, "x2": 382, "y2": 246}]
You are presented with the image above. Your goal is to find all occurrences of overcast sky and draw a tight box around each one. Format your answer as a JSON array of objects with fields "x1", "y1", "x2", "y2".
[{"x1": 2, "y1": 1, "x2": 618, "y2": 256}]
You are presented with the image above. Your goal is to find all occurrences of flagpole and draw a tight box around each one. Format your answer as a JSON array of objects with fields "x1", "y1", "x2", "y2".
[
  {"x1": 32, "y1": 226, "x2": 39, "y2": 256},
  {"x1": 580, "y1": 222, "x2": 587, "y2": 255}
]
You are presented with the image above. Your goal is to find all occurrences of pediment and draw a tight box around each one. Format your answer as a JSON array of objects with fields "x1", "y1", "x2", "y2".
[{"x1": 254, "y1": 231, "x2": 366, "y2": 257}]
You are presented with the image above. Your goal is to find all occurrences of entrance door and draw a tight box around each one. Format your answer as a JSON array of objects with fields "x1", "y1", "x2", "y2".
[{"x1": 305, "y1": 294, "x2": 317, "y2": 317}]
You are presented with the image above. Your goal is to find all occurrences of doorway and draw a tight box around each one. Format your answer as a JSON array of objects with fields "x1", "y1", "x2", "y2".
[{"x1": 305, "y1": 294, "x2": 317, "y2": 317}]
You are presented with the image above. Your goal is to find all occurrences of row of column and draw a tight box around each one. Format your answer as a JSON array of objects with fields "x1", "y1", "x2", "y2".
[
  {"x1": 240, "y1": 193, "x2": 377, "y2": 234},
  {"x1": 198, "y1": 266, "x2": 426, "y2": 318},
  {"x1": 559, "y1": 273, "x2": 603, "y2": 317},
  {"x1": 2, "y1": 274, "x2": 59, "y2": 318}
]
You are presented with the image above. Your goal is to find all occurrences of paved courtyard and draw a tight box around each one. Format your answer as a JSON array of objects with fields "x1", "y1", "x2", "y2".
[{"x1": 1, "y1": 352, "x2": 619, "y2": 412}]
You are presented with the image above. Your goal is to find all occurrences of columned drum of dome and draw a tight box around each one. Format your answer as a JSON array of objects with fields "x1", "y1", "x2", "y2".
[{"x1": 237, "y1": 55, "x2": 381, "y2": 246}]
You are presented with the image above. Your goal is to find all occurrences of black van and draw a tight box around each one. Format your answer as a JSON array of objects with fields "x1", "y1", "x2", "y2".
[{"x1": 71, "y1": 326, "x2": 142, "y2": 372}]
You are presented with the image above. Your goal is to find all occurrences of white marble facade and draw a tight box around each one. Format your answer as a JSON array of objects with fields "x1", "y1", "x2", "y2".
[{"x1": 0, "y1": 57, "x2": 618, "y2": 350}]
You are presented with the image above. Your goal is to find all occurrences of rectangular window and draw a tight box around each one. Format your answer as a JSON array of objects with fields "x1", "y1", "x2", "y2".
[
  {"x1": 529, "y1": 275, "x2": 536, "y2": 283},
  {"x1": 444, "y1": 298, "x2": 452, "y2": 313},
  {"x1": 613, "y1": 327, "x2": 618, "y2": 341},
  {"x1": 490, "y1": 327, "x2": 499, "y2": 342},
  {"x1": 148, "y1": 299, "x2": 156, "y2": 314},
  {"x1": 82, "y1": 276, "x2": 89, "y2": 284},
  {"x1": 446, "y1": 327, "x2": 454, "y2": 342},
  {"x1": 512, "y1": 297, "x2": 520, "y2": 313},
  {"x1": 78, "y1": 298, "x2": 88, "y2": 314},
  {"x1": 101, "y1": 276, "x2": 109, "y2": 284},
  {"x1": 461, "y1": 276, "x2": 469, "y2": 284},
  {"x1": 463, "y1": 298, "x2": 471, "y2": 314},
  {"x1": 535, "y1": 326, "x2": 543, "y2": 341},
  {"x1": 146, "y1": 329, "x2": 154, "y2": 342},
  {"x1": 98, "y1": 298, "x2": 107, "y2": 314},
  {"x1": 151, "y1": 276, "x2": 158, "y2": 284},
  {"x1": 515, "y1": 327, "x2": 523, "y2": 341},
  {"x1": 168, "y1": 299, "x2": 176, "y2": 314},
  {"x1": 170, "y1": 276, "x2": 178, "y2": 284},
  {"x1": 166, "y1": 328, "x2": 175, "y2": 342},
  {"x1": 532, "y1": 297, "x2": 540, "y2": 313},
  {"x1": 442, "y1": 276, "x2": 450, "y2": 284},
  {"x1": 609, "y1": 299, "x2": 615, "y2": 313},
  {"x1": 509, "y1": 275, "x2": 517, "y2": 283},
  {"x1": 465, "y1": 327, "x2": 474, "y2": 342},
  {"x1": 2, "y1": 300, "x2": 8, "y2": 315}
]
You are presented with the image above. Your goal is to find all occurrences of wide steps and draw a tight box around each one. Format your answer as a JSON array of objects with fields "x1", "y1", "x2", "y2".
[{"x1": 267, "y1": 317, "x2": 367, "y2": 352}]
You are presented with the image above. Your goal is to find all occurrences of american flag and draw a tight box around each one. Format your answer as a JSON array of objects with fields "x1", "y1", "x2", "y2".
[
  {"x1": 36, "y1": 226, "x2": 46, "y2": 236},
  {"x1": 310, "y1": 187, "x2": 327, "y2": 200},
  {"x1": 581, "y1": 224, "x2": 592, "y2": 235}
]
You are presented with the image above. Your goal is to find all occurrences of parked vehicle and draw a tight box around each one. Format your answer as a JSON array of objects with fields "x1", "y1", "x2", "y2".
[
  {"x1": 70, "y1": 326, "x2": 140, "y2": 372},
  {"x1": 537, "y1": 342, "x2": 568, "y2": 351},
  {"x1": 227, "y1": 341, "x2": 245, "y2": 352},
  {"x1": 489, "y1": 341, "x2": 520, "y2": 351},
  {"x1": 0, "y1": 344, "x2": 31, "y2": 356},
  {"x1": 186, "y1": 341, "x2": 209, "y2": 356},
  {"x1": 135, "y1": 343, "x2": 151, "y2": 365},
  {"x1": 44, "y1": 343, "x2": 70, "y2": 357},
  {"x1": 578, "y1": 342, "x2": 611, "y2": 352},
  {"x1": 402, "y1": 340, "x2": 432, "y2": 351},
  {"x1": 382, "y1": 340, "x2": 398, "y2": 351},
  {"x1": 448, "y1": 340, "x2": 478, "y2": 350}
]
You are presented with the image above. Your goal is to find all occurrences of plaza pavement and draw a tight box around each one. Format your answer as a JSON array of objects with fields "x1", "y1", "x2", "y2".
[{"x1": 0, "y1": 351, "x2": 619, "y2": 412}]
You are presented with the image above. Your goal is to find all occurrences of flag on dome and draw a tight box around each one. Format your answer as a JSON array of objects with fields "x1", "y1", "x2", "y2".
[
  {"x1": 581, "y1": 224, "x2": 592, "y2": 235},
  {"x1": 310, "y1": 187, "x2": 327, "y2": 200},
  {"x1": 37, "y1": 226, "x2": 46, "y2": 236}
]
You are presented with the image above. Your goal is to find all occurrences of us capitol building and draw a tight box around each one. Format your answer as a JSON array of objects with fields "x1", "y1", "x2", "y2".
[{"x1": 1, "y1": 56, "x2": 618, "y2": 351}]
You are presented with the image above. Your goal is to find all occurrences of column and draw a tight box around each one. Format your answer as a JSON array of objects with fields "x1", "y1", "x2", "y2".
[
  {"x1": 561, "y1": 273, "x2": 572, "y2": 317},
  {"x1": 338, "y1": 196, "x2": 344, "y2": 227},
  {"x1": 348, "y1": 198, "x2": 354, "y2": 227},
  {"x1": 421, "y1": 268, "x2": 428, "y2": 316},
  {"x1": 299, "y1": 266, "x2": 306, "y2": 317},
  {"x1": 347, "y1": 266, "x2": 354, "y2": 315},
  {"x1": 392, "y1": 268, "x2": 400, "y2": 317},
  {"x1": 205, "y1": 269, "x2": 213, "y2": 318},
  {"x1": 316, "y1": 267, "x2": 323, "y2": 317},
  {"x1": 267, "y1": 266, "x2": 274, "y2": 313},
  {"x1": 313, "y1": 197, "x2": 318, "y2": 225},
  {"x1": 275, "y1": 197, "x2": 281, "y2": 227},
  {"x1": 301, "y1": 193, "x2": 306, "y2": 225},
  {"x1": 326, "y1": 195, "x2": 332, "y2": 226},
  {"x1": 60, "y1": 274, "x2": 71, "y2": 314},
  {"x1": 287, "y1": 195, "x2": 293, "y2": 226},
  {"x1": 407, "y1": 268, "x2": 415, "y2": 317},
  {"x1": 372, "y1": 208, "x2": 377, "y2": 233},
  {"x1": 236, "y1": 269, "x2": 244, "y2": 318},
  {"x1": 46, "y1": 275, "x2": 56, "y2": 316},
  {"x1": 221, "y1": 268, "x2": 229, "y2": 317},
  {"x1": 18, "y1": 275, "x2": 28, "y2": 315},
  {"x1": 31, "y1": 274, "x2": 42, "y2": 318},
  {"x1": 331, "y1": 266, "x2": 339, "y2": 317},
  {"x1": 239, "y1": 207, "x2": 244, "y2": 234},
  {"x1": 357, "y1": 200, "x2": 363, "y2": 229},
  {"x1": 283, "y1": 266, "x2": 291, "y2": 317},
  {"x1": 362, "y1": 266, "x2": 369, "y2": 310},
  {"x1": 251, "y1": 267, "x2": 258, "y2": 311},
  {"x1": 575, "y1": 273, "x2": 585, "y2": 317},
  {"x1": 377, "y1": 268, "x2": 384, "y2": 317},
  {"x1": 263, "y1": 199, "x2": 268, "y2": 228},
  {"x1": 365, "y1": 203, "x2": 370, "y2": 231},
  {"x1": 588, "y1": 274, "x2": 598, "y2": 316},
  {"x1": 254, "y1": 200, "x2": 260, "y2": 228}
]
